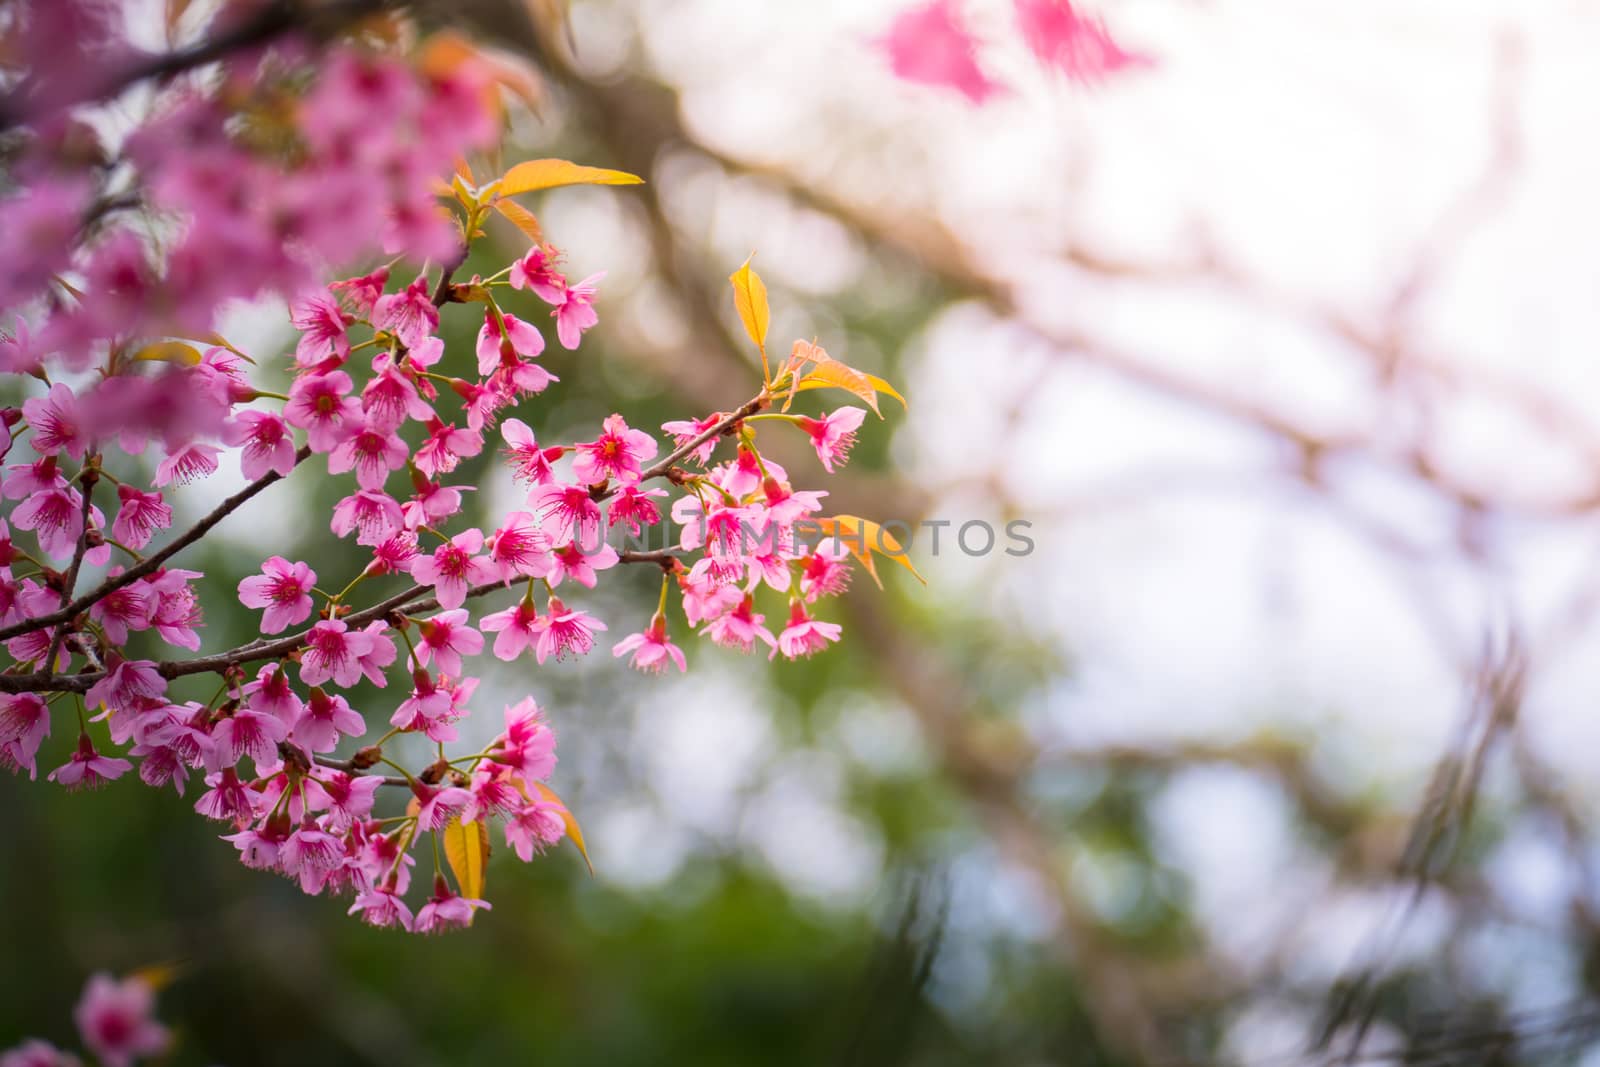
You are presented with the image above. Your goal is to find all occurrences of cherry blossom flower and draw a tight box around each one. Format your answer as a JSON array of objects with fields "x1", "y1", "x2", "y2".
[
  {"x1": 13, "y1": 484, "x2": 86, "y2": 559},
  {"x1": 414, "y1": 877, "x2": 490, "y2": 933},
  {"x1": 572, "y1": 413, "x2": 658, "y2": 486},
  {"x1": 110, "y1": 486, "x2": 171, "y2": 550},
  {"x1": 153, "y1": 442, "x2": 220, "y2": 487},
  {"x1": 299, "y1": 619, "x2": 376, "y2": 688},
  {"x1": 796, "y1": 406, "x2": 867, "y2": 472},
  {"x1": 800, "y1": 540, "x2": 854, "y2": 600},
  {"x1": 361, "y1": 358, "x2": 432, "y2": 432},
  {"x1": 289, "y1": 290, "x2": 353, "y2": 366},
  {"x1": 774, "y1": 600, "x2": 843, "y2": 660},
  {"x1": 0, "y1": 1038, "x2": 79, "y2": 1066},
  {"x1": 548, "y1": 541, "x2": 618, "y2": 589},
  {"x1": 73, "y1": 972, "x2": 169, "y2": 1067},
  {"x1": 316, "y1": 770, "x2": 384, "y2": 830},
  {"x1": 285, "y1": 370, "x2": 361, "y2": 453},
  {"x1": 330, "y1": 265, "x2": 390, "y2": 317},
  {"x1": 221, "y1": 410, "x2": 299, "y2": 480},
  {"x1": 501, "y1": 418, "x2": 563, "y2": 486},
  {"x1": 332, "y1": 488, "x2": 404, "y2": 545},
  {"x1": 411, "y1": 529, "x2": 496, "y2": 609},
  {"x1": 84, "y1": 659, "x2": 165, "y2": 718},
  {"x1": 402, "y1": 477, "x2": 470, "y2": 531},
  {"x1": 22, "y1": 383, "x2": 86, "y2": 459},
  {"x1": 509, "y1": 245, "x2": 567, "y2": 302},
  {"x1": 505, "y1": 799, "x2": 567, "y2": 861},
  {"x1": 47, "y1": 734, "x2": 133, "y2": 791},
  {"x1": 486, "y1": 511, "x2": 552, "y2": 581},
  {"x1": 237, "y1": 557, "x2": 317, "y2": 634},
  {"x1": 552, "y1": 272, "x2": 604, "y2": 349},
  {"x1": 413, "y1": 418, "x2": 483, "y2": 478},
  {"x1": 415, "y1": 609, "x2": 483, "y2": 676},
  {"x1": 608, "y1": 485, "x2": 668, "y2": 535},
  {"x1": 0, "y1": 693, "x2": 50, "y2": 780},
  {"x1": 84, "y1": 580, "x2": 155, "y2": 650},
  {"x1": 534, "y1": 597, "x2": 607, "y2": 663},
  {"x1": 705, "y1": 595, "x2": 778, "y2": 654},
  {"x1": 372, "y1": 275, "x2": 439, "y2": 349},
  {"x1": 613, "y1": 614, "x2": 687, "y2": 673},
  {"x1": 329, "y1": 415, "x2": 409, "y2": 490},
  {"x1": 879, "y1": 0, "x2": 1004, "y2": 104},
  {"x1": 492, "y1": 698, "x2": 558, "y2": 782},
  {"x1": 528, "y1": 482, "x2": 602, "y2": 546},
  {"x1": 1013, "y1": 0, "x2": 1153, "y2": 83},
  {"x1": 480, "y1": 598, "x2": 542, "y2": 661},
  {"x1": 292, "y1": 688, "x2": 366, "y2": 753},
  {"x1": 212, "y1": 706, "x2": 288, "y2": 768},
  {"x1": 476, "y1": 309, "x2": 546, "y2": 371},
  {"x1": 661, "y1": 411, "x2": 726, "y2": 466},
  {"x1": 349, "y1": 886, "x2": 415, "y2": 931}
]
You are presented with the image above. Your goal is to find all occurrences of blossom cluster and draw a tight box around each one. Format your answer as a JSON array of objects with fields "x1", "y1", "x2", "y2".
[
  {"x1": 880, "y1": 0, "x2": 1153, "y2": 104},
  {"x1": 0, "y1": 2, "x2": 890, "y2": 932}
]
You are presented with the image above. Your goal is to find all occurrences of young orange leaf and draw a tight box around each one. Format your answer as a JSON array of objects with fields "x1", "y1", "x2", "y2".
[
  {"x1": 496, "y1": 159, "x2": 643, "y2": 197},
  {"x1": 132, "y1": 341, "x2": 202, "y2": 366},
  {"x1": 729, "y1": 255, "x2": 771, "y2": 354},
  {"x1": 813, "y1": 515, "x2": 927, "y2": 588},
  {"x1": 494, "y1": 199, "x2": 545, "y2": 244},
  {"x1": 442, "y1": 815, "x2": 491, "y2": 907},
  {"x1": 531, "y1": 782, "x2": 594, "y2": 876}
]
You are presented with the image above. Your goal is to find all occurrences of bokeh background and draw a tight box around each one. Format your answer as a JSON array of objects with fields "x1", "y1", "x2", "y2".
[{"x1": 9, "y1": 0, "x2": 1600, "y2": 1063}]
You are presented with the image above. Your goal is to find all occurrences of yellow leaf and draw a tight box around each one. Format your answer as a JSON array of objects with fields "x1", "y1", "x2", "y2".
[
  {"x1": 813, "y1": 515, "x2": 927, "y2": 588},
  {"x1": 442, "y1": 815, "x2": 490, "y2": 908},
  {"x1": 797, "y1": 362, "x2": 891, "y2": 418},
  {"x1": 131, "y1": 961, "x2": 182, "y2": 992},
  {"x1": 863, "y1": 373, "x2": 907, "y2": 411},
  {"x1": 496, "y1": 158, "x2": 643, "y2": 197},
  {"x1": 494, "y1": 199, "x2": 545, "y2": 244},
  {"x1": 200, "y1": 333, "x2": 255, "y2": 363},
  {"x1": 132, "y1": 341, "x2": 202, "y2": 366},
  {"x1": 531, "y1": 782, "x2": 594, "y2": 876},
  {"x1": 728, "y1": 255, "x2": 770, "y2": 354}
]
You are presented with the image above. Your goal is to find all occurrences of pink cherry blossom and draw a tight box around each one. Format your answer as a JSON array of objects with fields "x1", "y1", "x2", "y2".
[
  {"x1": 476, "y1": 309, "x2": 546, "y2": 372},
  {"x1": 285, "y1": 369, "x2": 361, "y2": 453},
  {"x1": 509, "y1": 245, "x2": 567, "y2": 302},
  {"x1": 414, "y1": 877, "x2": 490, "y2": 933},
  {"x1": 372, "y1": 275, "x2": 440, "y2": 349},
  {"x1": 153, "y1": 442, "x2": 220, "y2": 487},
  {"x1": 223, "y1": 410, "x2": 299, "y2": 480},
  {"x1": 661, "y1": 411, "x2": 726, "y2": 466},
  {"x1": 13, "y1": 484, "x2": 86, "y2": 559},
  {"x1": 289, "y1": 290, "x2": 353, "y2": 366},
  {"x1": 0, "y1": 1039, "x2": 78, "y2": 1066},
  {"x1": 572, "y1": 413, "x2": 658, "y2": 486},
  {"x1": 413, "y1": 418, "x2": 483, "y2": 478},
  {"x1": 22, "y1": 382, "x2": 86, "y2": 459},
  {"x1": 332, "y1": 488, "x2": 404, "y2": 546},
  {"x1": 797, "y1": 406, "x2": 868, "y2": 473},
  {"x1": 528, "y1": 482, "x2": 602, "y2": 546},
  {"x1": 492, "y1": 698, "x2": 558, "y2": 782},
  {"x1": 415, "y1": 609, "x2": 483, "y2": 676},
  {"x1": 299, "y1": 619, "x2": 376, "y2": 688},
  {"x1": 47, "y1": 734, "x2": 133, "y2": 791},
  {"x1": 1013, "y1": 0, "x2": 1153, "y2": 83},
  {"x1": 505, "y1": 799, "x2": 567, "y2": 861},
  {"x1": 329, "y1": 265, "x2": 389, "y2": 317},
  {"x1": 73, "y1": 972, "x2": 169, "y2": 1067},
  {"x1": 705, "y1": 595, "x2": 778, "y2": 654},
  {"x1": 292, "y1": 688, "x2": 366, "y2": 753},
  {"x1": 0, "y1": 692, "x2": 50, "y2": 780},
  {"x1": 880, "y1": 0, "x2": 1005, "y2": 104},
  {"x1": 349, "y1": 886, "x2": 415, "y2": 931},
  {"x1": 212, "y1": 706, "x2": 288, "y2": 767},
  {"x1": 613, "y1": 614, "x2": 687, "y2": 673},
  {"x1": 608, "y1": 484, "x2": 668, "y2": 535},
  {"x1": 775, "y1": 600, "x2": 843, "y2": 660},
  {"x1": 800, "y1": 540, "x2": 854, "y2": 600},
  {"x1": 329, "y1": 415, "x2": 408, "y2": 490},
  {"x1": 410, "y1": 529, "x2": 496, "y2": 609},
  {"x1": 552, "y1": 272, "x2": 604, "y2": 349},
  {"x1": 548, "y1": 541, "x2": 618, "y2": 589},
  {"x1": 534, "y1": 597, "x2": 607, "y2": 663},
  {"x1": 501, "y1": 418, "x2": 563, "y2": 486},
  {"x1": 481, "y1": 598, "x2": 542, "y2": 661},
  {"x1": 486, "y1": 511, "x2": 552, "y2": 581},
  {"x1": 110, "y1": 485, "x2": 172, "y2": 549},
  {"x1": 237, "y1": 557, "x2": 317, "y2": 634}
]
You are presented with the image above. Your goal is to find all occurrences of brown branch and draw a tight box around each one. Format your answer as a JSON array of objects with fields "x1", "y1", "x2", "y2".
[{"x1": 0, "y1": 446, "x2": 313, "y2": 644}]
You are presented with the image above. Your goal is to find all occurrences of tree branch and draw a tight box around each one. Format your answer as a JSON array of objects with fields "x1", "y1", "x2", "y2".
[{"x1": 0, "y1": 446, "x2": 313, "y2": 644}]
